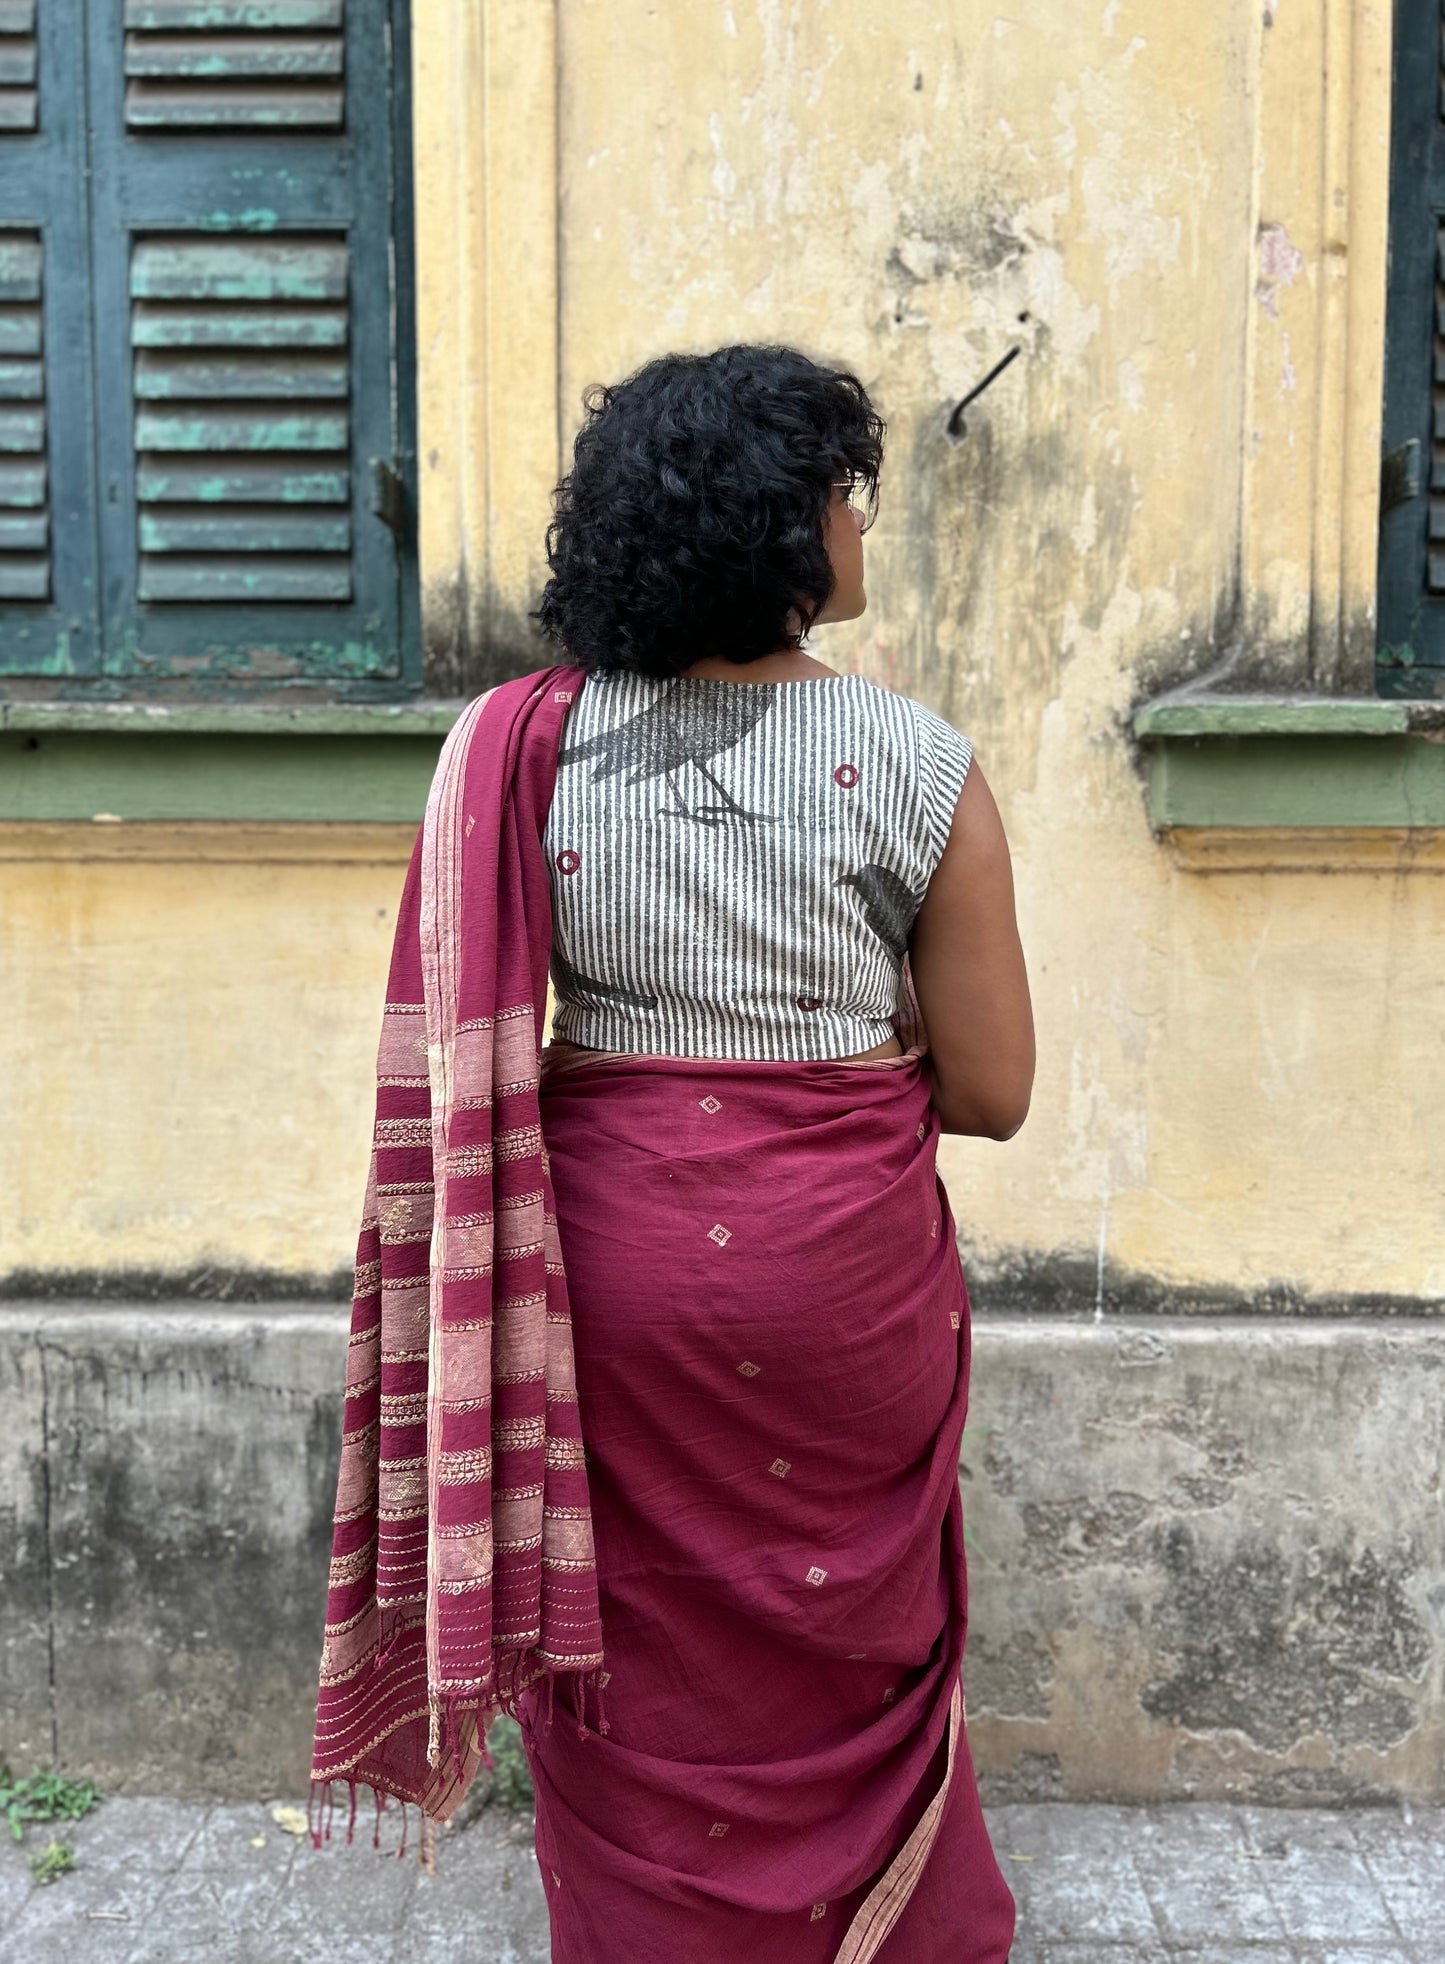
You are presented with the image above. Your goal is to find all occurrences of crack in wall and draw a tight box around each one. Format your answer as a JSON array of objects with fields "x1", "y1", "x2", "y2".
[{"x1": 35, "y1": 1333, "x2": 59, "y2": 1766}]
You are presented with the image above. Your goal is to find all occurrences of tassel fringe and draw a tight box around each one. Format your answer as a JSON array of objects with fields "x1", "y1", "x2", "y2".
[{"x1": 307, "y1": 1657, "x2": 608, "y2": 1876}]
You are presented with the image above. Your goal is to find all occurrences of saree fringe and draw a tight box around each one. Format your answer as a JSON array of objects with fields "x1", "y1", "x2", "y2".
[{"x1": 309, "y1": 1661, "x2": 614, "y2": 1873}]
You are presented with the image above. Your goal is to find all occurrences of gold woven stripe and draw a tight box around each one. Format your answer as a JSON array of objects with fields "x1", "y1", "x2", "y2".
[
  {"x1": 494, "y1": 1416, "x2": 546, "y2": 1452},
  {"x1": 436, "y1": 1447, "x2": 493, "y2": 1481}
]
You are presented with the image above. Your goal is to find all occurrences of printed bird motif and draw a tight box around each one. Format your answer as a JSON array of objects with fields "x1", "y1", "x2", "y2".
[
  {"x1": 558, "y1": 682, "x2": 781, "y2": 828},
  {"x1": 549, "y1": 944, "x2": 659, "y2": 1012},
  {"x1": 835, "y1": 863, "x2": 920, "y2": 966}
]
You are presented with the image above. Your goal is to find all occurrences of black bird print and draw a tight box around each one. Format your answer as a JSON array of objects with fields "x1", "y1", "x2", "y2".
[
  {"x1": 835, "y1": 863, "x2": 920, "y2": 966},
  {"x1": 558, "y1": 683, "x2": 781, "y2": 828},
  {"x1": 550, "y1": 944, "x2": 659, "y2": 1012}
]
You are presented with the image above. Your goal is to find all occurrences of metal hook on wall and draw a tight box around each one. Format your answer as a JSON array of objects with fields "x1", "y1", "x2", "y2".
[{"x1": 945, "y1": 344, "x2": 1022, "y2": 441}]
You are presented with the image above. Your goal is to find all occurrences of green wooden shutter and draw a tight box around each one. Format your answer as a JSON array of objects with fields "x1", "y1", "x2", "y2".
[
  {"x1": 1378, "y1": 0, "x2": 1445, "y2": 696},
  {"x1": 0, "y1": 0, "x2": 417, "y2": 692},
  {"x1": 0, "y1": 0, "x2": 101, "y2": 675}
]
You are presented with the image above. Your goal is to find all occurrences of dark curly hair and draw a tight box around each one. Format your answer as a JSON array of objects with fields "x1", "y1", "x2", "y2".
[{"x1": 532, "y1": 343, "x2": 886, "y2": 678}]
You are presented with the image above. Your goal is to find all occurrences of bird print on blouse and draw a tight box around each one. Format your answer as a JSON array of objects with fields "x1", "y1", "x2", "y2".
[
  {"x1": 558, "y1": 681, "x2": 782, "y2": 828},
  {"x1": 545, "y1": 669, "x2": 974, "y2": 1059},
  {"x1": 834, "y1": 863, "x2": 919, "y2": 967},
  {"x1": 548, "y1": 944, "x2": 659, "y2": 1013}
]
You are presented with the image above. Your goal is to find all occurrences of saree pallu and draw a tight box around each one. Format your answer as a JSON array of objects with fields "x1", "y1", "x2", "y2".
[
  {"x1": 521, "y1": 1035, "x2": 1016, "y2": 1963},
  {"x1": 309, "y1": 665, "x2": 605, "y2": 1864}
]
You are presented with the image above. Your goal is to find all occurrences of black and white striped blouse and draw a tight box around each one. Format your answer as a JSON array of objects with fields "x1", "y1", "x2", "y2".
[{"x1": 542, "y1": 669, "x2": 973, "y2": 1061}]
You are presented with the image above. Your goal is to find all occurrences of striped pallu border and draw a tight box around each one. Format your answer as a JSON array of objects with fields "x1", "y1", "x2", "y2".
[{"x1": 308, "y1": 665, "x2": 604, "y2": 1871}]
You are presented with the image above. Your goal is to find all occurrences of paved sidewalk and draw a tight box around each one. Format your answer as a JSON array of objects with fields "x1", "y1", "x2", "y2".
[{"x1": 1, "y1": 1794, "x2": 1439, "y2": 1961}]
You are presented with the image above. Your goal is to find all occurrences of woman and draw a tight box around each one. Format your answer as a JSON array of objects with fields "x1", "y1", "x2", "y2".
[{"x1": 309, "y1": 344, "x2": 1033, "y2": 1964}]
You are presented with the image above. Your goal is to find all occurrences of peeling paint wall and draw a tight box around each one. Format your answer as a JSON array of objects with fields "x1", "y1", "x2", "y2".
[
  {"x1": 0, "y1": 0, "x2": 1430, "y2": 1310},
  {"x1": 545, "y1": 0, "x2": 1428, "y2": 1311}
]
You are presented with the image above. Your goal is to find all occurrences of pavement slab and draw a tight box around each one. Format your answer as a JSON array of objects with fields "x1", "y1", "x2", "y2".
[{"x1": 0, "y1": 1797, "x2": 1439, "y2": 1961}]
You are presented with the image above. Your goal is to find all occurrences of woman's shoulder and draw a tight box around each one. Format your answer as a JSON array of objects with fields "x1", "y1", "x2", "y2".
[
  {"x1": 846, "y1": 681, "x2": 973, "y2": 874},
  {"x1": 850, "y1": 676, "x2": 972, "y2": 764}
]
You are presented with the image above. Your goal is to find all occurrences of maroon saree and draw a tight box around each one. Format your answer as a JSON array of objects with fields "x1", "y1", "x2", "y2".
[
  {"x1": 308, "y1": 662, "x2": 1015, "y2": 1959},
  {"x1": 526, "y1": 1035, "x2": 1015, "y2": 1962}
]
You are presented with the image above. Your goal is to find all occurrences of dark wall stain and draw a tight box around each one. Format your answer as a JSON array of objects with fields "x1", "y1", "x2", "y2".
[
  {"x1": 7, "y1": 1251, "x2": 1445, "y2": 1320},
  {"x1": 1017, "y1": 1491, "x2": 1153, "y2": 1576},
  {"x1": 1, "y1": 1265, "x2": 354, "y2": 1303},
  {"x1": 423, "y1": 560, "x2": 554, "y2": 699},
  {"x1": 1141, "y1": 1523, "x2": 1430, "y2": 1753},
  {"x1": 959, "y1": 1246, "x2": 1445, "y2": 1320},
  {"x1": 976, "y1": 1749, "x2": 1068, "y2": 1805},
  {"x1": 966, "y1": 1628, "x2": 1055, "y2": 1723}
]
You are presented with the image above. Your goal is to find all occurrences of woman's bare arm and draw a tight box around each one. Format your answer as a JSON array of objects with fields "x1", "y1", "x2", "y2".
[{"x1": 907, "y1": 759, "x2": 1035, "y2": 1140}]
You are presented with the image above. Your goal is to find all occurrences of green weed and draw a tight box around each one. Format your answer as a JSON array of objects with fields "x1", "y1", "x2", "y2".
[
  {"x1": 0, "y1": 1762, "x2": 101, "y2": 1844},
  {"x1": 486, "y1": 1716, "x2": 534, "y2": 1812},
  {"x1": 27, "y1": 1839, "x2": 75, "y2": 1885}
]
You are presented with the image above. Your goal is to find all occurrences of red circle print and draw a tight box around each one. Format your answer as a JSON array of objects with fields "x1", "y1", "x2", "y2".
[
  {"x1": 555, "y1": 849, "x2": 581, "y2": 875},
  {"x1": 796, "y1": 995, "x2": 823, "y2": 1012},
  {"x1": 833, "y1": 763, "x2": 859, "y2": 788}
]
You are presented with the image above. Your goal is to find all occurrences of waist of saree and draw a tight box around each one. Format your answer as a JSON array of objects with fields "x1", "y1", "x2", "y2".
[{"x1": 541, "y1": 1032, "x2": 923, "y2": 1075}]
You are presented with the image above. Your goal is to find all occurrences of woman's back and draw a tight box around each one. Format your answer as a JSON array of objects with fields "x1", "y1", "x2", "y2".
[{"x1": 544, "y1": 669, "x2": 972, "y2": 1061}]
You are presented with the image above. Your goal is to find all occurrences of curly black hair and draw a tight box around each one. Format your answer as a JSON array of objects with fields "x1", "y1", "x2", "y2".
[{"x1": 532, "y1": 343, "x2": 886, "y2": 678}]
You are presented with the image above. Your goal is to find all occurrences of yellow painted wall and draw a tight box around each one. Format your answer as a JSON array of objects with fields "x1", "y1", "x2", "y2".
[
  {"x1": 1, "y1": 831, "x2": 407, "y2": 1281},
  {"x1": 4, "y1": 0, "x2": 1438, "y2": 1304}
]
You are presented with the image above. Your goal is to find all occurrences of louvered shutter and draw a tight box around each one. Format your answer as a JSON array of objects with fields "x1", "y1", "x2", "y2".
[
  {"x1": 1378, "y1": 0, "x2": 1445, "y2": 694},
  {"x1": 0, "y1": 0, "x2": 416, "y2": 688},
  {"x1": 0, "y1": 0, "x2": 101, "y2": 675}
]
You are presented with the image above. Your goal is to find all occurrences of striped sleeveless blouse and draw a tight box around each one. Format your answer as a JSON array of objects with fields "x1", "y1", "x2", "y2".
[{"x1": 542, "y1": 669, "x2": 973, "y2": 1061}]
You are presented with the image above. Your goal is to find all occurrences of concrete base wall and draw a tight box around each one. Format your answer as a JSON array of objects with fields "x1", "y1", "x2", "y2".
[
  {"x1": 2, "y1": 1305, "x2": 1440, "y2": 1804},
  {"x1": 962, "y1": 1317, "x2": 1444, "y2": 1806}
]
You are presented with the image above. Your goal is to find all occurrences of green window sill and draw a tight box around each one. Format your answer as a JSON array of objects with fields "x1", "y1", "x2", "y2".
[
  {"x1": 0, "y1": 701, "x2": 466, "y2": 822},
  {"x1": 9, "y1": 692, "x2": 1445, "y2": 837},
  {"x1": 1133, "y1": 694, "x2": 1445, "y2": 836}
]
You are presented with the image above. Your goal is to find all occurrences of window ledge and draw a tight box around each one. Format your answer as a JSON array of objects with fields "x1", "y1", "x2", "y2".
[
  {"x1": 0, "y1": 700, "x2": 466, "y2": 739},
  {"x1": 1132, "y1": 693, "x2": 1445, "y2": 858},
  {"x1": 0, "y1": 698, "x2": 467, "y2": 823}
]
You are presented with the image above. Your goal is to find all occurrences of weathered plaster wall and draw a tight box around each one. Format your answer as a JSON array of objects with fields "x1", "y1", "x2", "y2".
[
  {"x1": 5, "y1": 1307, "x2": 1439, "y2": 1804},
  {"x1": 0, "y1": 826, "x2": 579, "y2": 1284},
  {"x1": 3, "y1": 1, "x2": 1426, "y2": 1307},
  {"x1": 964, "y1": 1319, "x2": 1445, "y2": 1805},
  {"x1": 546, "y1": 0, "x2": 1434, "y2": 1311}
]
